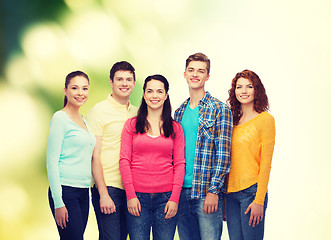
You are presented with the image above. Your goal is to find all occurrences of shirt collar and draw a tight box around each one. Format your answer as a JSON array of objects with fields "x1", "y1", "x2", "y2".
[{"x1": 107, "y1": 94, "x2": 132, "y2": 110}]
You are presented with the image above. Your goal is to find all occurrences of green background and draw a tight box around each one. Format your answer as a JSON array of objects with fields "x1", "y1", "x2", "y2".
[{"x1": 0, "y1": 0, "x2": 330, "y2": 239}]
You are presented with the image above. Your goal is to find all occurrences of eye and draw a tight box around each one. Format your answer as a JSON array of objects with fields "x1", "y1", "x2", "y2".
[
  {"x1": 83, "y1": 87, "x2": 88, "y2": 90},
  {"x1": 236, "y1": 86, "x2": 241, "y2": 89},
  {"x1": 72, "y1": 87, "x2": 77, "y2": 89},
  {"x1": 127, "y1": 78, "x2": 133, "y2": 82}
]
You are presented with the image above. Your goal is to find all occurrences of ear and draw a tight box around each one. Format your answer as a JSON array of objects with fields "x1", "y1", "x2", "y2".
[
  {"x1": 109, "y1": 78, "x2": 114, "y2": 88},
  {"x1": 63, "y1": 88, "x2": 67, "y2": 96},
  {"x1": 206, "y1": 74, "x2": 210, "y2": 81}
]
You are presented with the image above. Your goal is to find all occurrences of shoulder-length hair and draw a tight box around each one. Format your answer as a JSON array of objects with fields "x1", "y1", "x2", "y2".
[
  {"x1": 136, "y1": 74, "x2": 174, "y2": 138},
  {"x1": 227, "y1": 69, "x2": 269, "y2": 125}
]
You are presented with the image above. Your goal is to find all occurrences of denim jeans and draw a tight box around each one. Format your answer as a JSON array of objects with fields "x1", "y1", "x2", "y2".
[
  {"x1": 225, "y1": 184, "x2": 268, "y2": 240},
  {"x1": 91, "y1": 185, "x2": 127, "y2": 240},
  {"x1": 48, "y1": 186, "x2": 89, "y2": 240},
  {"x1": 177, "y1": 188, "x2": 223, "y2": 240},
  {"x1": 126, "y1": 192, "x2": 177, "y2": 240}
]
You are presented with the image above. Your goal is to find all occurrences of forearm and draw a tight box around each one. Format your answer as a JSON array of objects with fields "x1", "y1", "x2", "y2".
[{"x1": 91, "y1": 156, "x2": 108, "y2": 197}]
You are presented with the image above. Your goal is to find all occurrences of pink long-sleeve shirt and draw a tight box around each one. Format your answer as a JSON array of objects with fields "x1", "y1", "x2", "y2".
[{"x1": 119, "y1": 117, "x2": 185, "y2": 204}]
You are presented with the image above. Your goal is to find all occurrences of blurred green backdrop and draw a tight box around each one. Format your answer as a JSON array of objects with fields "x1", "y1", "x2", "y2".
[{"x1": 0, "y1": 0, "x2": 330, "y2": 239}]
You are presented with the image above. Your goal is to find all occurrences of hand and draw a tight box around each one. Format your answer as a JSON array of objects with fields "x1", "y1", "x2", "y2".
[
  {"x1": 203, "y1": 193, "x2": 219, "y2": 214},
  {"x1": 100, "y1": 194, "x2": 116, "y2": 214},
  {"x1": 164, "y1": 201, "x2": 178, "y2": 220},
  {"x1": 127, "y1": 198, "x2": 141, "y2": 217},
  {"x1": 55, "y1": 206, "x2": 68, "y2": 229},
  {"x1": 245, "y1": 202, "x2": 264, "y2": 227}
]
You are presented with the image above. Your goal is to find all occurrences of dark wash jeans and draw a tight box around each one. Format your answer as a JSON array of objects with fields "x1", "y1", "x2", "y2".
[
  {"x1": 48, "y1": 186, "x2": 89, "y2": 240},
  {"x1": 91, "y1": 185, "x2": 127, "y2": 240},
  {"x1": 126, "y1": 192, "x2": 177, "y2": 240},
  {"x1": 225, "y1": 184, "x2": 268, "y2": 240}
]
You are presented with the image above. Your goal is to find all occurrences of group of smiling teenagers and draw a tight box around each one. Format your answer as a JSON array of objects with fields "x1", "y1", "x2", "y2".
[{"x1": 46, "y1": 52, "x2": 275, "y2": 240}]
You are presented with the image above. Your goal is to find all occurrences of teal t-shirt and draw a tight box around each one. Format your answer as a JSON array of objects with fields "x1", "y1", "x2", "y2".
[{"x1": 181, "y1": 103, "x2": 199, "y2": 188}]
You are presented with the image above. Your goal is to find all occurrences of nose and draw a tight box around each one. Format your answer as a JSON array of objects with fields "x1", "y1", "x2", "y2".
[
  {"x1": 242, "y1": 87, "x2": 247, "y2": 93},
  {"x1": 122, "y1": 80, "x2": 128, "y2": 86},
  {"x1": 193, "y1": 70, "x2": 198, "y2": 77},
  {"x1": 78, "y1": 88, "x2": 83, "y2": 95},
  {"x1": 152, "y1": 91, "x2": 158, "y2": 98}
]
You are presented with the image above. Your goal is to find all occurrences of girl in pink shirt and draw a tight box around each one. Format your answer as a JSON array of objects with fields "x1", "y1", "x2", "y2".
[{"x1": 120, "y1": 74, "x2": 185, "y2": 240}]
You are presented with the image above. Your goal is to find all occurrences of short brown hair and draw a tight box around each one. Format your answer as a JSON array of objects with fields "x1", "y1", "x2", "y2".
[{"x1": 185, "y1": 52, "x2": 210, "y2": 74}]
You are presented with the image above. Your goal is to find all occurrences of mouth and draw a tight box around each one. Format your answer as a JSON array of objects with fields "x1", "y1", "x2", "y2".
[
  {"x1": 240, "y1": 95, "x2": 250, "y2": 99},
  {"x1": 119, "y1": 88, "x2": 130, "y2": 92},
  {"x1": 190, "y1": 78, "x2": 200, "y2": 82},
  {"x1": 149, "y1": 100, "x2": 160, "y2": 104},
  {"x1": 74, "y1": 97, "x2": 85, "y2": 102}
]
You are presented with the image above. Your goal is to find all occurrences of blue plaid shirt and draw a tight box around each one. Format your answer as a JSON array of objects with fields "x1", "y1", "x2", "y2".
[{"x1": 174, "y1": 92, "x2": 233, "y2": 199}]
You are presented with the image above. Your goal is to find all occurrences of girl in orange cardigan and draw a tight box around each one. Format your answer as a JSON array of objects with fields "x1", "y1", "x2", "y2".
[{"x1": 226, "y1": 70, "x2": 275, "y2": 240}]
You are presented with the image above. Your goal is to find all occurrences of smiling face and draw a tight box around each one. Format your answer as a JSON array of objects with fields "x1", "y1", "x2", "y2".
[
  {"x1": 110, "y1": 70, "x2": 135, "y2": 102},
  {"x1": 64, "y1": 76, "x2": 89, "y2": 108},
  {"x1": 235, "y1": 77, "x2": 255, "y2": 106},
  {"x1": 143, "y1": 79, "x2": 168, "y2": 111},
  {"x1": 184, "y1": 61, "x2": 210, "y2": 90}
]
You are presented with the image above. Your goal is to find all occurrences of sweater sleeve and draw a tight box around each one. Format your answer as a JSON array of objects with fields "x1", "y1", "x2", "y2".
[
  {"x1": 119, "y1": 118, "x2": 137, "y2": 200},
  {"x1": 208, "y1": 104, "x2": 233, "y2": 194},
  {"x1": 169, "y1": 122, "x2": 186, "y2": 204},
  {"x1": 254, "y1": 113, "x2": 276, "y2": 205},
  {"x1": 46, "y1": 113, "x2": 66, "y2": 209}
]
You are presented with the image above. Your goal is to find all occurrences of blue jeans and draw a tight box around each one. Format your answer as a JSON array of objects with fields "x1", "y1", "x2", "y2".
[
  {"x1": 48, "y1": 186, "x2": 89, "y2": 240},
  {"x1": 126, "y1": 192, "x2": 177, "y2": 240},
  {"x1": 225, "y1": 184, "x2": 268, "y2": 240},
  {"x1": 91, "y1": 186, "x2": 127, "y2": 240},
  {"x1": 177, "y1": 188, "x2": 223, "y2": 240}
]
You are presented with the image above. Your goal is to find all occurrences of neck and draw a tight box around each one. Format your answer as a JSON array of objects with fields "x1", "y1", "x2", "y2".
[
  {"x1": 111, "y1": 94, "x2": 130, "y2": 107},
  {"x1": 147, "y1": 107, "x2": 163, "y2": 121},
  {"x1": 189, "y1": 88, "x2": 206, "y2": 108},
  {"x1": 63, "y1": 104, "x2": 80, "y2": 116},
  {"x1": 241, "y1": 103, "x2": 255, "y2": 116}
]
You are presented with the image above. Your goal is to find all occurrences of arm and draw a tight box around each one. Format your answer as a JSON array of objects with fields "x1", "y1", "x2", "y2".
[
  {"x1": 119, "y1": 119, "x2": 140, "y2": 216},
  {"x1": 165, "y1": 123, "x2": 185, "y2": 219},
  {"x1": 203, "y1": 106, "x2": 233, "y2": 214},
  {"x1": 91, "y1": 136, "x2": 116, "y2": 214},
  {"x1": 246, "y1": 114, "x2": 275, "y2": 226},
  {"x1": 254, "y1": 114, "x2": 275, "y2": 205},
  {"x1": 46, "y1": 113, "x2": 68, "y2": 227}
]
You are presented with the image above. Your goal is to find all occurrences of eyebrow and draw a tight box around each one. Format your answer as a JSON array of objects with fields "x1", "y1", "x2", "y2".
[
  {"x1": 236, "y1": 83, "x2": 253, "y2": 86},
  {"x1": 188, "y1": 67, "x2": 206, "y2": 71}
]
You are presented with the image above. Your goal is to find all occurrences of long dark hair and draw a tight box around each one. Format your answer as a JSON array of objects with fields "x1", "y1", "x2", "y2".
[
  {"x1": 136, "y1": 74, "x2": 174, "y2": 138},
  {"x1": 63, "y1": 71, "x2": 89, "y2": 107},
  {"x1": 227, "y1": 69, "x2": 269, "y2": 125}
]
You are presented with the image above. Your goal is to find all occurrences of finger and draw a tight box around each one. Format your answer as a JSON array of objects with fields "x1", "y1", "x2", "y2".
[
  {"x1": 245, "y1": 206, "x2": 250, "y2": 215},
  {"x1": 249, "y1": 214, "x2": 253, "y2": 226},
  {"x1": 138, "y1": 202, "x2": 141, "y2": 213},
  {"x1": 164, "y1": 204, "x2": 168, "y2": 214},
  {"x1": 56, "y1": 218, "x2": 62, "y2": 229},
  {"x1": 256, "y1": 217, "x2": 260, "y2": 226}
]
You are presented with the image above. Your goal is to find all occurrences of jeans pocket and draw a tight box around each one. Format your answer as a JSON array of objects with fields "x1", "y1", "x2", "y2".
[
  {"x1": 62, "y1": 185, "x2": 76, "y2": 193},
  {"x1": 162, "y1": 191, "x2": 172, "y2": 201}
]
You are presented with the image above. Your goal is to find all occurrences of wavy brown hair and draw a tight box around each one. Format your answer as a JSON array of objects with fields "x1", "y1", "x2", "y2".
[{"x1": 227, "y1": 70, "x2": 269, "y2": 125}]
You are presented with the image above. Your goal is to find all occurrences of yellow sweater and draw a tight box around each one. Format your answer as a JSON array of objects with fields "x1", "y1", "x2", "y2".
[{"x1": 227, "y1": 112, "x2": 275, "y2": 205}]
